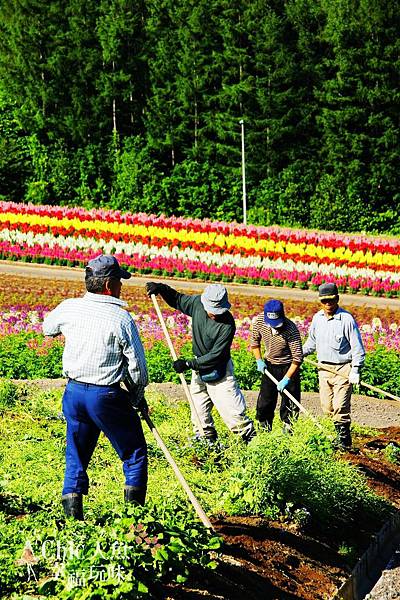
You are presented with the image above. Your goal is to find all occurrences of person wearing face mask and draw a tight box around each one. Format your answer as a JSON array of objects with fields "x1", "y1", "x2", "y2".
[
  {"x1": 251, "y1": 299, "x2": 303, "y2": 433},
  {"x1": 302, "y1": 283, "x2": 365, "y2": 450}
]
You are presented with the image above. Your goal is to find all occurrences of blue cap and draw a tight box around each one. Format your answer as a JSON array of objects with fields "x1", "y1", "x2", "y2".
[
  {"x1": 264, "y1": 299, "x2": 285, "y2": 327},
  {"x1": 86, "y1": 255, "x2": 131, "y2": 279}
]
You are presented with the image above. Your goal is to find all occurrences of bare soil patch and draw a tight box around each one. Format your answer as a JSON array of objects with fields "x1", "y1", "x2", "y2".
[{"x1": 161, "y1": 427, "x2": 400, "y2": 600}]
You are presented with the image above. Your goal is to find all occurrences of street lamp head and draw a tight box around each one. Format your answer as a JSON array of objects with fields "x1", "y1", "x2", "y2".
[{"x1": 239, "y1": 119, "x2": 244, "y2": 125}]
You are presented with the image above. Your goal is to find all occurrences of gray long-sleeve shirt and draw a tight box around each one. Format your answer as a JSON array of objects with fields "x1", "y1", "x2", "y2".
[{"x1": 303, "y1": 307, "x2": 365, "y2": 368}]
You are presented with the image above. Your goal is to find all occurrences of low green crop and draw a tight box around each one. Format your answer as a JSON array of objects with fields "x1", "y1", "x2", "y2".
[
  {"x1": 0, "y1": 334, "x2": 399, "y2": 399},
  {"x1": 220, "y1": 418, "x2": 391, "y2": 530},
  {"x1": 383, "y1": 442, "x2": 400, "y2": 465},
  {"x1": 0, "y1": 380, "x2": 18, "y2": 413},
  {"x1": 0, "y1": 385, "x2": 392, "y2": 600}
]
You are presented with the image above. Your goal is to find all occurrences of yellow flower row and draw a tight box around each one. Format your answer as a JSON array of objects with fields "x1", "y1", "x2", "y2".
[{"x1": 0, "y1": 211, "x2": 398, "y2": 267}]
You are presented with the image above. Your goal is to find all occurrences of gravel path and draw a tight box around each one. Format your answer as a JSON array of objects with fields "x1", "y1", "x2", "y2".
[
  {"x1": 21, "y1": 379, "x2": 400, "y2": 429},
  {"x1": 155, "y1": 384, "x2": 400, "y2": 429},
  {"x1": 1, "y1": 260, "x2": 400, "y2": 309},
  {"x1": 364, "y1": 547, "x2": 400, "y2": 600}
]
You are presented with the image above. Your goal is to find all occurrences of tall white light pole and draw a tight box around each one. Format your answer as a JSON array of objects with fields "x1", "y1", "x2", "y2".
[{"x1": 239, "y1": 119, "x2": 247, "y2": 225}]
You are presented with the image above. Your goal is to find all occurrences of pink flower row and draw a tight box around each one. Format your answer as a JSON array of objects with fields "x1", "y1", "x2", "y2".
[{"x1": 1, "y1": 241, "x2": 399, "y2": 297}]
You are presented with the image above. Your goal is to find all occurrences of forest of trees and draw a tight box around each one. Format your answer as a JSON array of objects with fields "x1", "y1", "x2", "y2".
[{"x1": 0, "y1": 0, "x2": 399, "y2": 233}]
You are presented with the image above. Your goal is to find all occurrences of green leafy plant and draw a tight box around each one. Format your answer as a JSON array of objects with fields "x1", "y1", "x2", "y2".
[
  {"x1": 0, "y1": 379, "x2": 19, "y2": 413},
  {"x1": 220, "y1": 419, "x2": 391, "y2": 529},
  {"x1": 383, "y1": 443, "x2": 400, "y2": 465}
]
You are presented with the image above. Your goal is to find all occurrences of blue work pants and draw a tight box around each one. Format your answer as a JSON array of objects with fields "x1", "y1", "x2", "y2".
[{"x1": 62, "y1": 380, "x2": 147, "y2": 495}]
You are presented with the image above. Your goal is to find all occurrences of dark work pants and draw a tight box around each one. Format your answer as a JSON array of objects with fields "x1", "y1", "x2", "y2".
[
  {"x1": 256, "y1": 362, "x2": 301, "y2": 428},
  {"x1": 62, "y1": 380, "x2": 147, "y2": 495}
]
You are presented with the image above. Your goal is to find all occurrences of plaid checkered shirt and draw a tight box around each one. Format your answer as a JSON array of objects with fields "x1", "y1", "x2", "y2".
[{"x1": 42, "y1": 293, "x2": 148, "y2": 387}]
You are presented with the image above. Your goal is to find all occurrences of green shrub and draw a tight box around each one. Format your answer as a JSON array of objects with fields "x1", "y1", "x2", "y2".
[
  {"x1": 146, "y1": 341, "x2": 191, "y2": 384},
  {"x1": 221, "y1": 419, "x2": 390, "y2": 529},
  {"x1": 0, "y1": 380, "x2": 19, "y2": 413},
  {"x1": 300, "y1": 359, "x2": 319, "y2": 392},
  {"x1": 0, "y1": 333, "x2": 63, "y2": 379},
  {"x1": 231, "y1": 343, "x2": 261, "y2": 390},
  {"x1": 383, "y1": 443, "x2": 400, "y2": 465},
  {"x1": 363, "y1": 346, "x2": 400, "y2": 398}
]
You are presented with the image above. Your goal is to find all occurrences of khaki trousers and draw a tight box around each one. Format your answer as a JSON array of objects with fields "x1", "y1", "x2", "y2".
[
  {"x1": 190, "y1": 360, "x2": 255, "y2": 440},
  {"x1": 318, "y1": 363, "x2": 352, "y2": 424}
]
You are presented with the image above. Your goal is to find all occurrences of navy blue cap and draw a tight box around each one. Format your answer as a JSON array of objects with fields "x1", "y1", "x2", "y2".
[
  {"x1": 86, "y1": 255, "x2": 131, "y2": 279},
  {"x1": 264, "y1": 299, "x2": 285, "y2": 327}
]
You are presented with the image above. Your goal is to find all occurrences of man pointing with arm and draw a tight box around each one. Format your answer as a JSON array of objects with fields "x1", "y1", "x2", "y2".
[{"x1": 146, "y1": 282, "x2": 255, "y2": 444}]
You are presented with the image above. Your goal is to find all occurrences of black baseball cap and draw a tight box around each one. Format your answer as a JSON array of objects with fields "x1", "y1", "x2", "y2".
[
  {"x1": 318, "y1": 282, "x2": 339, "y2": 299},
  {"x1": 85, "y1": 255, "x2": 131, "y2": 279}
]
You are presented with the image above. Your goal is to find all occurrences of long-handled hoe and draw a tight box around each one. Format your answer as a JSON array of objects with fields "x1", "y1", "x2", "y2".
[
  {"x1": 150, "y1": 294, "x2": 205, "y2": 437},
  {"x1": 140, "y1": 405, "x2": 214, "y2": 531},
  {"x1": 262, "y1": 366, "x2": 325, "y2": 432},
  {"x1": 304, "y1": 357, "x2": 400, "y2": 403},
  {"x1": 123, "y1": 376, "x2": 213, "y2": 531}
]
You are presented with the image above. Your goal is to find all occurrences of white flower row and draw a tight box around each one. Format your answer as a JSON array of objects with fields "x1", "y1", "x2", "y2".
[{"x1": 1, "y1": 229, "x2": 399, "y2": 283}]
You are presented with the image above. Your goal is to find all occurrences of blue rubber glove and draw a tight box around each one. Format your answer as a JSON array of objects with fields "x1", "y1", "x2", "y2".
[
  {"x1": 256, "y1": 358, "x2": 266, "y2": 373},
  {"x1": 277, "y1": 376, "x2": 291, "y2": 392}
]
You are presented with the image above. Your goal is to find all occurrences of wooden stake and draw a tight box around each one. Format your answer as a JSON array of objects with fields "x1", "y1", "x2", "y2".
[
  {"x1": 151, "y1": 294, "x2": 205, "y2": 436},
  {"x1": 141, "y1": 408, "x2": 214, "y2": 531}
]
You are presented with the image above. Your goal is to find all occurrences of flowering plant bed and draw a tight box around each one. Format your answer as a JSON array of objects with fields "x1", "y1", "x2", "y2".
[
  {"x1": 1, "y1": 275, "x2": 399, "y2": 396},
  {"x1": 0, "y1": 201, "x2": 399, "y2": 296}
]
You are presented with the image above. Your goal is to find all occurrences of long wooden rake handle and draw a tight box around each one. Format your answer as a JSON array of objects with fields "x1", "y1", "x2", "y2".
[
  {"x1": 141, "y1": 408, "x2": 214, "y2": 531},
  {"x1": 150, "y1": 294, "x2": 205, "y2": 436},
  {"x1": 304, "y1": 357, "x2": 400, "y2": 403},
  {"x1": 263, "y1": 367, "x2": 324, "y2": 431}
]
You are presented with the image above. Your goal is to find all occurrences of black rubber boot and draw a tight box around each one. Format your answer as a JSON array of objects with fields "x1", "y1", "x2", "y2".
[
  {"x1": 242, "y1": 426, "x2": 257, "y2": 444},
  {"x1": 334, "y1": 423, "x2": 352, "y2": 450},
  {"x1": 259, "y1": 421, "x2": 272, "y2": 432},
  {"x1": 62, "y1": 493, "x2": 84, "y2": 520},
  {"x1": 124, "y1": 485, "x2": 146, "y2": 506}
]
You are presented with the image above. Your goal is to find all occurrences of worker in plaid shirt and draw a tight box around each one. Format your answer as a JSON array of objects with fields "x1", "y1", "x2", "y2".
[{"x1": 43, "y1": 255, "x2": 148, "y2": 520}]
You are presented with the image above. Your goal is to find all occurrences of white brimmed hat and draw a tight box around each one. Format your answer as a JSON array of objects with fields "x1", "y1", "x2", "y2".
[{"x1": 201, "y1": 284, "x2": 231, "y2": 315}]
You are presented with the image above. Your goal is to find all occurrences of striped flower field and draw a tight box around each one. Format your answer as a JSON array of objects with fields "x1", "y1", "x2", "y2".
[
  {"x1": 0, "y1": 201, "x2": 399, "y2": 297},
  {"x1": 0, "y1": 276, "x2": 399, "y2": 354}
]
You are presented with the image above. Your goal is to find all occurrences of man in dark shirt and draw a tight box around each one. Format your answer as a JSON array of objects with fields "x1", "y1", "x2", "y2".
[{"x1": 146, "y1": 282, "x2": 255, "y2": 443}]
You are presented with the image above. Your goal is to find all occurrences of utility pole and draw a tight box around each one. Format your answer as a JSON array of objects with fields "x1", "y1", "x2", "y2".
[{"x1": 239, "y1": 119, "x2": 247, "y2": 225}]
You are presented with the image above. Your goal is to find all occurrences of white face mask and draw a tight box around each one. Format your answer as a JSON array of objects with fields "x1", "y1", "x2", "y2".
[{"x1": 270, "y1": 325, "x2": 283, "y2": 335}]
